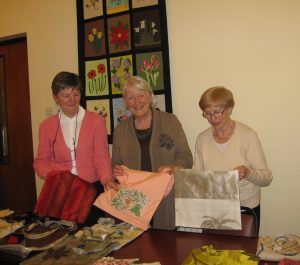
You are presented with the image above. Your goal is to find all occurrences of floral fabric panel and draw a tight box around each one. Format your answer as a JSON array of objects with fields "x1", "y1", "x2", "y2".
[
  {"x1": 256, "y1": 234, "x2": 300, "y2": 261},
  {"x1": 110, "y1": 55, "x2": 133, "y2": 94},
  {"x1": 94, "y1": 167, "x2": 174, "y2": 230},
  {"x1": 85, "y1": 59, "x2": 109, "y2": 97},
  {"x1": 175, "y1": 169, "x2": 241, "y2": 230},
  {"x1": 136, "y1": 51, "x2": 164, "y2": 91}
]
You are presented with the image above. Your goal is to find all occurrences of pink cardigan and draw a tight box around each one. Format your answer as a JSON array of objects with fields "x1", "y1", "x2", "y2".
[{"x1": 33, "y1": 111, "x2": 113, "y2": 185}]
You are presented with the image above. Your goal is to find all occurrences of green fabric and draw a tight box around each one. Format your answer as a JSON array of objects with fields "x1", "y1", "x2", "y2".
[
  {"x1": 182, "y1": 245, "x2": 259, "y2": 265},
  {"x1": 21, "y1": 236, "x2": 117, "y2": 265},
  {"x1": 21, "y1": 222, "x2": 143, "y2": 265}
]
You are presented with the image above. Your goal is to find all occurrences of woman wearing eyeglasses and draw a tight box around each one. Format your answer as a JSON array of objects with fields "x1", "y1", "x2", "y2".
[
  {"x1": 33, "y1": 71, "x2": 117, "y2": 224},
  {"x1": 194, "y1": 86, "x2": 272, "y2": 229}
]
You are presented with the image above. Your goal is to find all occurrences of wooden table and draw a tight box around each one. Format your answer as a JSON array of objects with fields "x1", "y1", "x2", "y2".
[
  {"x1": 0, "y1": 229, "x2": 277, "y2": 265},
  {"x1": 112, "y1": 229, "x2": 276, "y2": 265}
]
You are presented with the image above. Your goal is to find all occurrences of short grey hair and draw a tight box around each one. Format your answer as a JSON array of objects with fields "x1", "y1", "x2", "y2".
[{"x1": 123, "y1": 76, "x2": 157, "y2": 108}]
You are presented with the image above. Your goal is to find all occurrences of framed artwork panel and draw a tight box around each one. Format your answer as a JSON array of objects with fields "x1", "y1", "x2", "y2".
[
  {"x1": 85, "y1": 59, "x2": 109, "y2": 96},
  {"x1": 136, "y1": 51, "x2": 164, "y2": 91},
  {"x1": 86, "y1": 99, "x2": 111, "y2": 135},
  {"x1": 132, "y1": 0, "x2": 158, "y2": 9},
  {"x1": 112, "y1": 97, "x2": 132, "y2": 129},
  {"x1": 85, "y1": 19, "x2": 106, "y2": 57},
  {"x1": 107, "y1": 14, "x2": 131, "y2": 54},
  {"x1": 110, "y1": 54, "x2": 133, "y2": 95},
  {"x1": 155, "y1": 94, "x2": 166, "y2": 111},
  {"x1": 106, "y1": 0, "x2": 129, "y2": 15},
  {"x1": 133, "y1": 8, "x2": 161, "y2": 49},
  {"x1": 83, "y1": 0, "x2": 104, "y2": 19}
]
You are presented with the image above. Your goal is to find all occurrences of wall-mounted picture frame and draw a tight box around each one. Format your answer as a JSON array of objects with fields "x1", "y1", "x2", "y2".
[{"x1": 77, "y1": 0, "x2": 172, "y2": 143}]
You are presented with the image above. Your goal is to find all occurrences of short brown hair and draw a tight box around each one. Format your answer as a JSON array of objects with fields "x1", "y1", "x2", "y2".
[
  {"x1": 199, "y1": 86, "x2": 235, "y2": 111},
  {"x1": 51, "y1": 71, "x2": 82, "y2": 95}
]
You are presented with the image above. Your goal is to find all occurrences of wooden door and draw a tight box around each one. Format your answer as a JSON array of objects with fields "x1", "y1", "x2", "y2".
[{"x1": 0, "y1": 37, "x2": 36, "y2": 213}]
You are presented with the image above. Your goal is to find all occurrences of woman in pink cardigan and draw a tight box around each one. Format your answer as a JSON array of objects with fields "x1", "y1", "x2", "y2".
[{"x1": 33, "y1": 71, "x2": 117, "y2": 224}]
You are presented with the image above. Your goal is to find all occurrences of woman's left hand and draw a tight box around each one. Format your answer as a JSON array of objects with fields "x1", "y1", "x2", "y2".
[
  {"x1": 234, "y1": 165, "x2": 250, "y2": 179},
  {"x1": 105, "y1": 180, "x2": 119, "y2": 191}
]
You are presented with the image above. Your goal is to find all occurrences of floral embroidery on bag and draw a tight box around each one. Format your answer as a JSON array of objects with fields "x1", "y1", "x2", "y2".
[
  {"x1": 159, "y1": 133, "x2": 174, "y2": 150},
  {"x1": 111, "y1": 186, "x2": 149, "y2": 216}
]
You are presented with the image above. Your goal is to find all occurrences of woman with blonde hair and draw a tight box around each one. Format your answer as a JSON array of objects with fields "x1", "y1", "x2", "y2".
[
  {"x1": 194, "y1": 86, "x2": 273, "y2": 229},
  {"x1": 112, "y1": 76, "x2": 193, "y2": 230}
]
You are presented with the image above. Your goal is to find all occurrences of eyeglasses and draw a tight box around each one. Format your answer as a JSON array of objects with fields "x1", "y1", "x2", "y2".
[{"x1": 202, "y1": 108, "x2": 226, "y2": 119}]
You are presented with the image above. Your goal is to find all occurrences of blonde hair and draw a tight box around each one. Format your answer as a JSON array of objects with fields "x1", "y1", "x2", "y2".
[
  {"x1": 199, "y1": 86, "x2": 235, "y2": 111},
  {"x1": 123, "y1": 76, "x2": 157, "y2": 108}
]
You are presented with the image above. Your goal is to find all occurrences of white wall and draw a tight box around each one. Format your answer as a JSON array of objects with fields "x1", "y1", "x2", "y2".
[
  {"x1": 166, "y1": 0, "x2": 300, "y2": 235},
  {"x1": 0, "y1": 0, "x2": 79, "y2": 196},
  {"x1": 1, "y1": 0, "x2": 299, "y2": 236}
]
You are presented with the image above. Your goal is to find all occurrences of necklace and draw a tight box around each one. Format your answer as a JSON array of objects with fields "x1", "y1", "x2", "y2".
[
  {"x1": 134, "y1": 110, "x2": 153, "y2": 141},
  {"x1": 213, "y1": 121, "x2": 235, "y2": 143},
  {"x1": 135, "y1": 127, "x2": 152, "y2": 141},
  {"x1": 52, "y1": 110, "x2": 79, "y2": 162},
  {"x1": 134, "y1": 119, "x2": 152, "y2": 141}
]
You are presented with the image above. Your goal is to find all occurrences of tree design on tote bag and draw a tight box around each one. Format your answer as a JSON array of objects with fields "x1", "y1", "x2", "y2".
[
  {"x1": 111, "y1": 187, "x2": 149, "y2": 216},
  {"x1": 201, "y1": 214, "x2": 240, "y2": 229}
]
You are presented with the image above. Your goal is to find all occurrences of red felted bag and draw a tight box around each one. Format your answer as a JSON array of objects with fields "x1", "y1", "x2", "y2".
[
  {"x1": 35, "y1": 171, "x2": 97, "y2": 224},
  {"x1": 61, "y1": 176, "x2": 97, "y2": 224}
]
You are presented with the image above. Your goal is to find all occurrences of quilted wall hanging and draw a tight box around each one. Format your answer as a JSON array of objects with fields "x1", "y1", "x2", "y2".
[{"x1": 76, "y1": 0, "x2": 172, "y2": 143}]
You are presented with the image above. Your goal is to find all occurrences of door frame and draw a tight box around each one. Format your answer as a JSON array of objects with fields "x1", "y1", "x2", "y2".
[{"x1": 0, "y1": 34, "x2": 37, "y2": 212}]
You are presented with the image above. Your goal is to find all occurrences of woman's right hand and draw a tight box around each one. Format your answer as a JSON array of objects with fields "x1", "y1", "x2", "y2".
[
  {"x1": 113, "y1": 165, "x2": 125, "y2": 177},
  {"x1": 105, "y1": 180, "x2": 119, "y2": 191},
  {"x1": 234, "y1": 165, "x2": 250, "y2": 180}
]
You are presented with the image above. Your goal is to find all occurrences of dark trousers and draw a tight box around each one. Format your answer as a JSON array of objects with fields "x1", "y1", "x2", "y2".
[
  {"x1": 243, "y1": 205, "x2": 260, "y2": 234},
  {"x1": 252, "y1": 205, "x2": 260, "y2": 233},
  {"x1": 84, "y1": 181, "x2": 105, "y2": 226}
]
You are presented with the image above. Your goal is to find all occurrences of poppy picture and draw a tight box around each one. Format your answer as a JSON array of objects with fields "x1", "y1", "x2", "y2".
[{"x1": 85, "y1": 59, "x2": 109, "y2": 96}]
